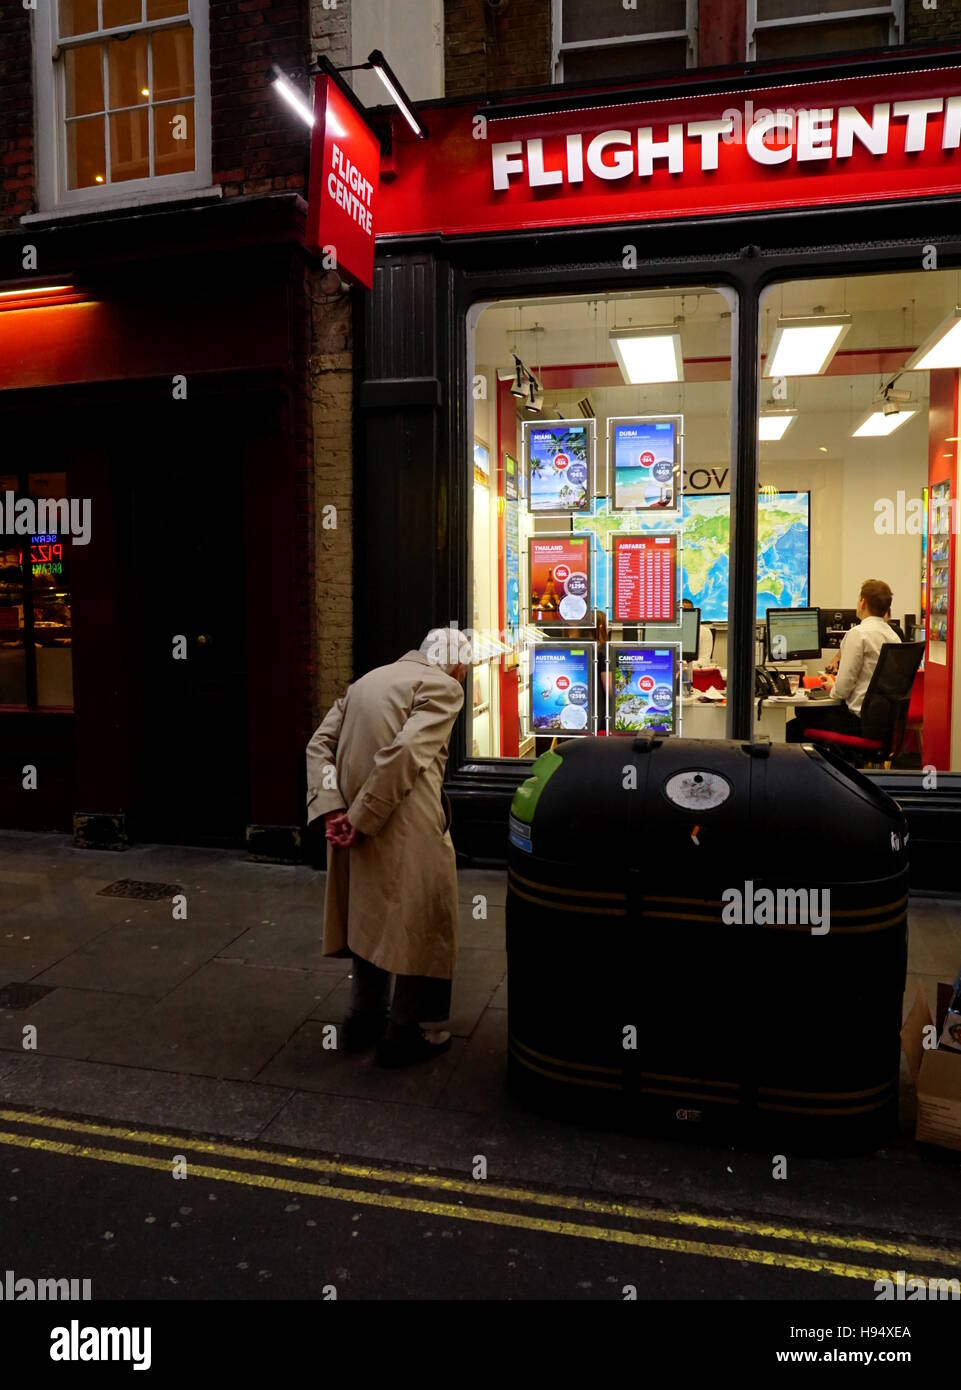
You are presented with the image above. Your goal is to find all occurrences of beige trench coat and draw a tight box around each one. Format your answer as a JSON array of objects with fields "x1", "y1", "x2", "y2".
[{"x1": 305, "y1": 651, "x2": 465, "y2": 979}]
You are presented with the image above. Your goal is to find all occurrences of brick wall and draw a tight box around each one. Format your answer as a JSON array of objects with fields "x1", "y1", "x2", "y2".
[
  {"x1": 210, "y1": 0, "x2": 311, "y2": 199},
  {"x1": 445, "y1": 0, "x2": 550, "y2": 97},
  {"x1": 310, "y1": 280, "x2": 355, "y2": 711},
  {"x1": 308, "y1": 3, "x2": 353, "y2": 710},
  {"x1": 906, "y1": 0, "x2": 961, "y2": 45},
  {"x1": 309, "y1": 0, "x2": 350, "y2": 69},
  {"x1": 0, "y1": 7, "x2": 33, "y2": 228}
]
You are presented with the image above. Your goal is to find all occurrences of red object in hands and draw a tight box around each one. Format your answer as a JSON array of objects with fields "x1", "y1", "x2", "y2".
[{"x1": 691, "y1": 667, "x2": 725, "y2": 692}]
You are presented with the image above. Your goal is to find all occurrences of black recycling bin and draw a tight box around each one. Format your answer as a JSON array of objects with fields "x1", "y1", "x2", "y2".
[{"x1": 506, "y1": 735, "x2": 909, "y2": 1152}]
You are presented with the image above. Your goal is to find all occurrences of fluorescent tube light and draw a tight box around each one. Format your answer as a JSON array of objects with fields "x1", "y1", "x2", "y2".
[
  {"x1": 852, "y1": 408, "x2": 917, "y2": 437},
  {"x1": 368, "y1": 49, "x2": 428, "y2": 139},
  {"x1": 764, "y1": 315, "x2": 851, "y2": 377},
  {"x1": 905, "y1": 307, "x2": 961, "y2": 370},
  {"x1": 270, "y1": 66, "x2": 314, "y2": 128},
  {"x1": 758, "y1": 411, "x2": 797, "y2": 441},
  {"x1": 610, "y1": 327, "x2": 684, "y2": 384}
]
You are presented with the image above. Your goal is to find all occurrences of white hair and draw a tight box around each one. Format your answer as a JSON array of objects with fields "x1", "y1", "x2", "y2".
[{"x1": 420, "y1": 626, "x2": 473, "y2": 674}]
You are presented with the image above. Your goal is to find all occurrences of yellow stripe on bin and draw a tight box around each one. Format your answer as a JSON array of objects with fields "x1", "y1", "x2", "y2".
[
  {"x1": 508, "y1": 882, "x2": 628, "y2": 916},
  {"x1": 508, "y1": 867, "x2": 628, "y2": 901}
]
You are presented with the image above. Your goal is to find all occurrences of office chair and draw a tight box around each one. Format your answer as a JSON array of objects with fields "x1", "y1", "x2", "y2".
[{"x1": 802, "y1": 641, "x2": 924, "y2": 768}]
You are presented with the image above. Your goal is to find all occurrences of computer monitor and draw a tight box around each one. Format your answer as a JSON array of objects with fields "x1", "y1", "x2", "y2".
[
  {"x1": 819, "y1": 607, "x2": 858, "y2": 650},
  {"x1": 767, "y1": 607, "x2": 822, "y2": 661},
  {"x1": 640, "y1": 607, "x2": 700, "y2": 661}
]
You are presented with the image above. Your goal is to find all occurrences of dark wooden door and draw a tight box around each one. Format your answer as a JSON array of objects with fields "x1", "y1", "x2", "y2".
[{"x1": 130, "y1": 409, "x2": 249, "y2": 843}]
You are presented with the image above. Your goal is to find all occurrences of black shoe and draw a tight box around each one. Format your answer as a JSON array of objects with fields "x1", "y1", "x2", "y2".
[
  {"x1": 375, "y1": 1026, "x2": 452, "y2": 1069},
  {"x1": 341, "y1": 1011, "x2": 388, "y2": 1053}
]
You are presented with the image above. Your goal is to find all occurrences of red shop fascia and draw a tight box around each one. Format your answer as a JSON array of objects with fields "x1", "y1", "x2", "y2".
[
  {"x1": 360, "y1": 49, "x2": 961, "y2": 875},
  {"x1": 0, "y1": 196, "x2": 321, "y2": 856}
]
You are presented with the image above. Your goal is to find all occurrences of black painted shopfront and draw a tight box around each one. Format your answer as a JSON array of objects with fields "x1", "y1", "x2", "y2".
[{"x1": 355, "y1": 49, "x2": 961, "y2": 889}]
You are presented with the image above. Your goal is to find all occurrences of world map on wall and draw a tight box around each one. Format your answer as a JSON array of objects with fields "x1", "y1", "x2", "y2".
[{"x1": 573, "y1": 492, "x2": 810, "y2": 622}]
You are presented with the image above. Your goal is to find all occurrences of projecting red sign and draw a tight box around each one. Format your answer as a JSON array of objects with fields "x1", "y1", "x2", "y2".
[
  {"x1": 377, "y1": 65, "x2": 961, "y2": 237},
  {"x1": 306, "y1": 75, "x2": 381, "y2": 289},
  {"x1": 612, "y1": 535, "x2": 677, "y2": 624}
]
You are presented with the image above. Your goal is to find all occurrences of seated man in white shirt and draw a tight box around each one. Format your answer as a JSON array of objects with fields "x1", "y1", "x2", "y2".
[{"x1": 786, "y1": 579, "x2": 901, "y2": 743}]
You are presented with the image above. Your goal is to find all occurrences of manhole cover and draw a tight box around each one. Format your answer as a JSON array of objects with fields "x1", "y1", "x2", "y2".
[
  {"x1": 98, "y1": 880, "x2": 182, "y2": 901},
  {"x1": 0, "y1": 982, "x2": 56, "y2": 1011}
]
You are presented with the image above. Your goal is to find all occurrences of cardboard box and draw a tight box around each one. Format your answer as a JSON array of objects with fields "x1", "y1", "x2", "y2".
[{"x1": 901, "y1": 985, "x2": 961, "y2": 1152}]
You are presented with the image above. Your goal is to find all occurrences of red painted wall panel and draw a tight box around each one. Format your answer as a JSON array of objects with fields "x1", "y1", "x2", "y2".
[{"x1": 0, "y1": 282, "x2": 290, "y2": 393}]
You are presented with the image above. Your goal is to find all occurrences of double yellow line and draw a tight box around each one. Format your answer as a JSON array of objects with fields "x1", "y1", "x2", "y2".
[{"x1": 0, "y1": 1106, "x2": 955, "y2": 1288}]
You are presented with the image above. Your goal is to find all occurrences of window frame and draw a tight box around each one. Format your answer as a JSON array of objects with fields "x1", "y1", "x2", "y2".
[
  {"x1": 0, "y1": 469, "x2": 73, "y2": 714},
  {"x1": 551, "y1": 0, "x2": 699, "y2": 83},
  {"x1": 31, "y1": 0, "x2": 211, "y2": 213},
  {"x1": 745, "y1": 0, "x2": 904, "y2": 61}
]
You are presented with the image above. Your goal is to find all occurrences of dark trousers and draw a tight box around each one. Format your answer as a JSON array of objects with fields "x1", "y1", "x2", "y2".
[
  {"x1": 786, "y1": 703, "x2": 862, "y2": 743},
  {"x1": 349, "y1": 953, "x2": 452, "y2": 1028}
]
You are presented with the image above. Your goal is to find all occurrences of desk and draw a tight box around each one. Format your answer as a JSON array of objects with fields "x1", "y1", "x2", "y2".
[{"x1": 680, "y1": 693, "x2": 842, "y2": 742}]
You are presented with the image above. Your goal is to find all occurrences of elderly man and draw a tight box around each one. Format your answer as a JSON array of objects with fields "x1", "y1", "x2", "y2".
[{"x1": 306, "y1": 628, "x2": 471, "y2": 1068}]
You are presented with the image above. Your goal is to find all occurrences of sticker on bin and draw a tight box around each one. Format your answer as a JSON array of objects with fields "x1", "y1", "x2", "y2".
[
  {"x1": 663, "y1": 770, "x2": 731, "y2": 811},
  {"x1": 509, "y1": 815, "x2": 533, "y2": 853}
]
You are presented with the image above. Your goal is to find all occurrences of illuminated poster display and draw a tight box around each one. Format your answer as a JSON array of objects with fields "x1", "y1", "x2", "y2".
[
  {"x1": 524, "y1": 420, "x2": 593, "y2": 514},
  {"x1": 504, "y1": 452, "x2": 519, "y2": 502},
  {"x1": 505, "y1": 499, "x2": 520, "y2": 639},
  {"x1": 529, "y1": 643, "x2": 594, "y2": 735},
  {"x1": 611, "y1": 417, "x2": 680, "y2": 512},
  {"x1": 612, "y1": 534, "x2": 677, "y2": 623},
  {"x1": 609, "y1": 645, "x2": 678, "y2": 735},
  {"x1": 528, "y1": 535, "x2": 591, "y2": 624}
]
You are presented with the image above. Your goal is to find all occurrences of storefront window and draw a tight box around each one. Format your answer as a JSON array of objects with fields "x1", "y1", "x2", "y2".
[
  {"x1": 754, "y1": 269, "x2": 961, "y2": 773},
  {"x1": 469, "y1": 286, "x2": 736, "y2": 759},
  {"x1": 0, "y1": 471, "x2": 74, "y2": 710}
]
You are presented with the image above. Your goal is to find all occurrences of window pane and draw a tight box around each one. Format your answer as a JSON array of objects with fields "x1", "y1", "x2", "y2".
[
  {"x1": 154, "y1": 99, "x2": 195, "y2": 175},
  {"x1": 147, "y1": 0, "x2": 188, "y2": 17},
  {"x1": 151, "y1": 25, "x2": 194, "y2": 102},
  {"x1": 562, "y1": 39, "x2": 688, "y2": 82},
  {"x1": 758, "y1": 0, "x2": 885, "y2": 16},
  {"x1": 65, "y1": 44, "x2": 104, "y2": 119},
  {"x1": 66, "y1": 116, "x2": 107, "y2": 188},
  {"x1": 0, "y1": 543, "x2": 27, "y2": 707},
  {"x1": 59, "y1": 0, "x2": 98, "y2": 38},
  {"x1": 26, "y1": 476, "x2": 73, "y2": 710},
  {"x1": 110, "y1": 106, "x2": 150, "y2": 180},
  {"x1": 102, "y1": 0, "x2": 143, "y2": 27},
  {"x1": 108, "y1": 33, "x2": 150, "y2": 109},
  {"x1": 755, "y1": 270, "x2": 957, "y2": 773},
  {"x1": 563, "y1": 0, "x2": 687, "y2": 42},
  {"x1": 755, "y1": 16, "x2": 889, "y2": 59},
  {"x1": 470, "y1": 287, "x2": 735, "y2": 757}
]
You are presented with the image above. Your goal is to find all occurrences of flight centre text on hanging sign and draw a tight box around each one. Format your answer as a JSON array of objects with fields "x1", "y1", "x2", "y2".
[
  {"x1": 306, "y1": 75, "x2": 381, "y2": 290},
  {"x1": 490, "y1": 97, "x2": 961, "y2": 191}
]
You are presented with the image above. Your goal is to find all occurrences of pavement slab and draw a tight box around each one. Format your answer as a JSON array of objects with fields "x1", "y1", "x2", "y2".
[
  {"x1": 32, "y1": 917, "x2": 249, "y2": 999},
  {"x1": 83, "y1": 962, "x2": 345, "y2": 1081},
  {"x1": 0, "y1": 1053, "x2": 292, "y2": 1140},
  {"x1": 258, "y1": 1020, "x2": 464, "y2": 1105}
]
